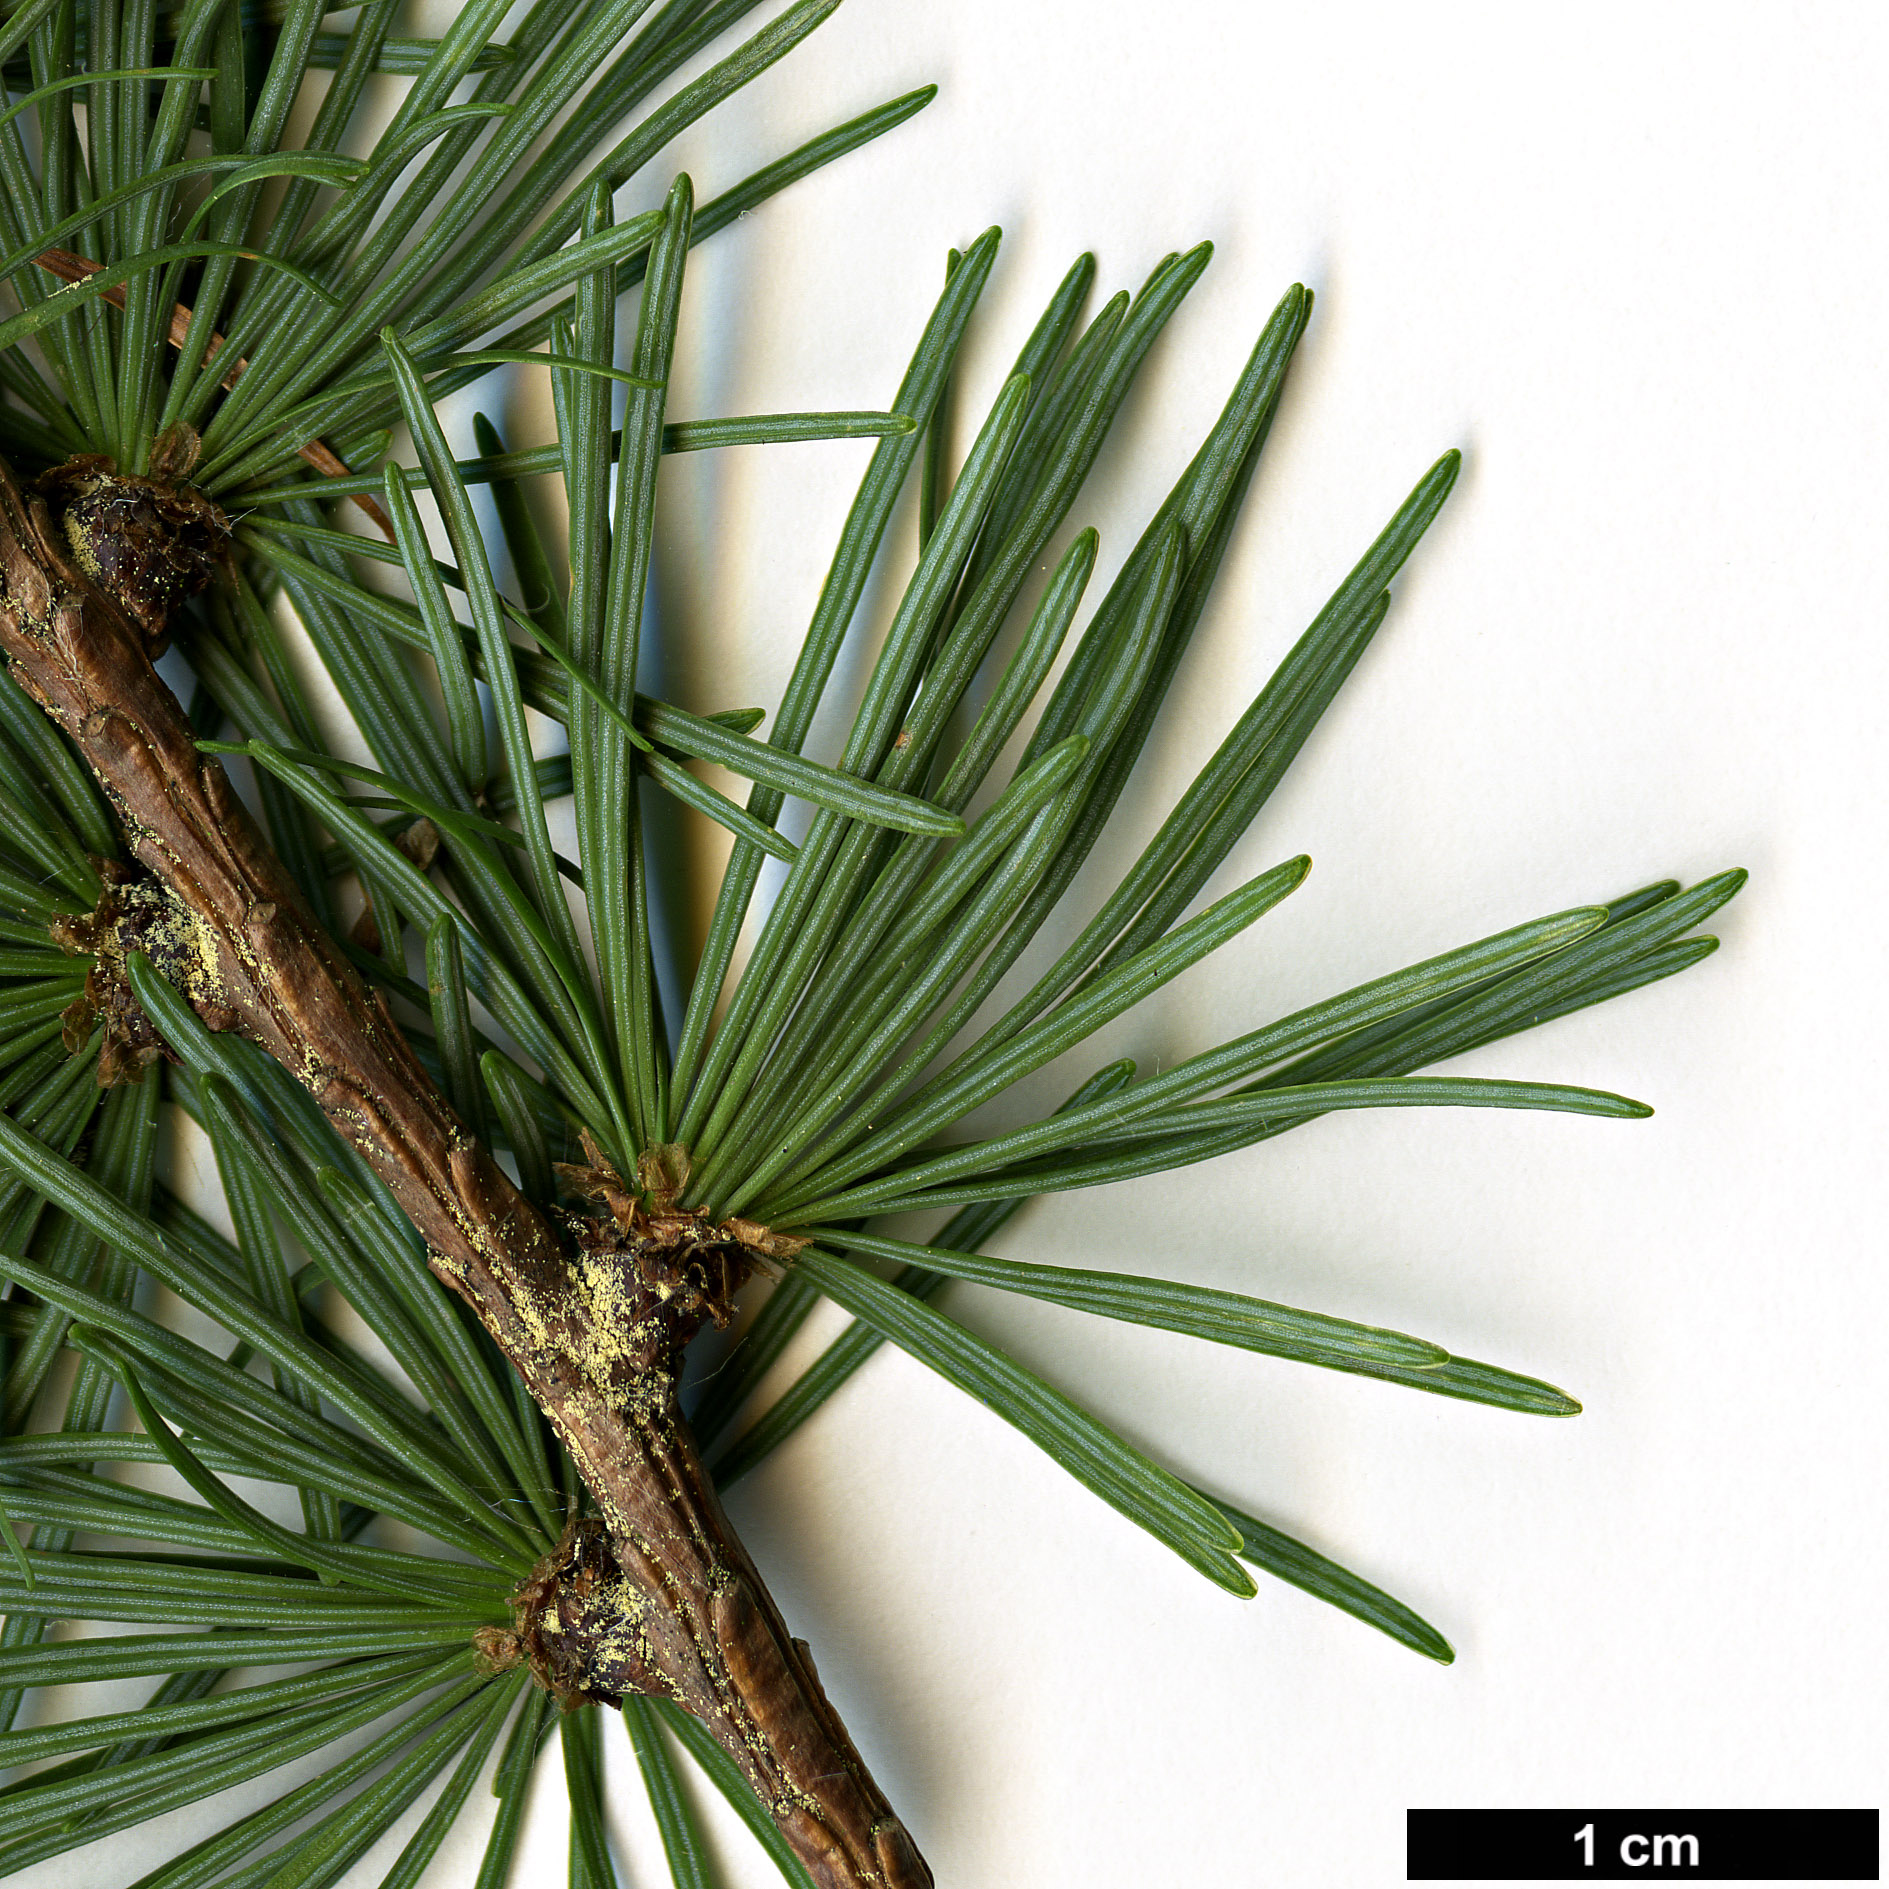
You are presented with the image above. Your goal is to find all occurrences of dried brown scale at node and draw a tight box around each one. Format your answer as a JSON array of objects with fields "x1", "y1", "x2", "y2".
[
  {"x1": 35, "y1": 431, "x2": 231, "y2": 654},
  {"x1": 555, "y1": 1136, "x2": 800, "y2": 1331},
  {"x1": 551, "y1": 1147, "x2": 767, "y2": 1416},
  {"x1": 50, "y1": 859, "x2": 236, "y2": 1085},
  {"x1": 501, "y1": 1514, "x2": 661, "y2": 1708}
]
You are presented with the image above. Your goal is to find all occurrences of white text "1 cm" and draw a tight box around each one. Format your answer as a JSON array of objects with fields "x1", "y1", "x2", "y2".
[{"x1": 1573, "y1": 1824, "x2": 1702, "y2": 1868}]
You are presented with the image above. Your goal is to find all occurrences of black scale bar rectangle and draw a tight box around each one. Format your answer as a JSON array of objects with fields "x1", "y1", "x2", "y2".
[{"x1": 1407, "y1": 1808, "x2": 1878, "y2": 1880}]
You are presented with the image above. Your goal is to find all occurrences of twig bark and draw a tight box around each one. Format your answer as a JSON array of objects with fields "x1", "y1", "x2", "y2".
[{"x1": 0, "y1": 453, "x2": 931, "y2": 1889}]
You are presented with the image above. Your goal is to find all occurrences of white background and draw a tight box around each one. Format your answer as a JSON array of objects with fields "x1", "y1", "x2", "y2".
[{"x1": 28, "y1": 1, "x2": 1889, "y2": 1885}]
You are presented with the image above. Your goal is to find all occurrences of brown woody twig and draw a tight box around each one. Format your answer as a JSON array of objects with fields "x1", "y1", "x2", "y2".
[{"x1": 0, "y1": 452, "x2": 931, "y2": 1889}]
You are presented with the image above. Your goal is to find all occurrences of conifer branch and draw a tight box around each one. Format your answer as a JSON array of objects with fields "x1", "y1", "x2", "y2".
[{"x1": 0, "y1": 451, "x2": 929, "y2": 1889}]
